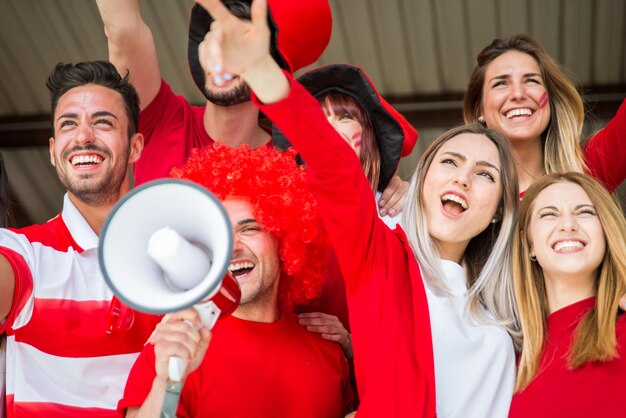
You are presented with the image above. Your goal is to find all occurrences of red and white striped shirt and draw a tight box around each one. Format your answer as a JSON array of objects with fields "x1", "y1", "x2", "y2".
[{"x1": 0, "y1": 195, "x2": 160, "y2": 417}]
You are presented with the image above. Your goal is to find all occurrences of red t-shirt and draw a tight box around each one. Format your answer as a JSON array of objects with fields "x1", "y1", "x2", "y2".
[
  {"x1": 118, "y1": 312, "x2": 353, "y2": 418},
  {"x1": 509, "y1": 297, "x2": 626, "y2": 418},
  {"x1": 133, "y1": 80, "x2": 214, "y2": 186}
]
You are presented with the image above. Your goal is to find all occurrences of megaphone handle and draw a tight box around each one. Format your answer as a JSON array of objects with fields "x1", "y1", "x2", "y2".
[{"x1": 167, "y1": 302, "x2": 222, "y2": 382}]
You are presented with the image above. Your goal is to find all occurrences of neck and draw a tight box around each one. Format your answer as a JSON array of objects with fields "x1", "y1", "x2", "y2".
[
  {"x1": 544, "y1": 272, "x2": 596, "y2": 314},
  {"x1": 435, "y1": 240, "x2": 466, "y2": 265},
  {"x1": 509, "y1": 137, "x2": 545, "y2": 192},
  {"x1": 203, "y1": 101, "x2": 270, "y2": 148},
  {"x1": 232, "y1": 282, "x2": 281, "y2": 323},
  {"x1": 67, "y1": 180, "x2": 131, "y2": 236}
]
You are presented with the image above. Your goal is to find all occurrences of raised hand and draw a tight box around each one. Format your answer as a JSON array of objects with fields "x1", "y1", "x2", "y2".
[{"x1": 197, "y1": 0, "x2": 271, "y2": 85}]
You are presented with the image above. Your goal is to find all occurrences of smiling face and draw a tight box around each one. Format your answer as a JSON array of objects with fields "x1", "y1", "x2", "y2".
[
  {"x1": 529, "y1": 182, "x2": 605, "y2": 285},
  {"x1": 49, "y1": 84, "x2": 142, "y2": 207},
  {"x1": 224, "y1": 199, "x2": 281, "y2": 311},
  {"x1": 481, "y1": 50, "x2": 551, "y2": 144},
  {"x1": 422, "y1": 133, "x2": 503, "y2": 262}
]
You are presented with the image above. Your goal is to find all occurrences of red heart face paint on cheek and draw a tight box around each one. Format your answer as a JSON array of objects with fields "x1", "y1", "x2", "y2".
[{"x1": 539, "y1": 92, "x2": 549, "y2": 110}]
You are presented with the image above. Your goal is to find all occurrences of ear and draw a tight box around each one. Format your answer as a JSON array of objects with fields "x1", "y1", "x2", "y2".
[
  {"x1": 128, "y1": 133, "x2": 144, "y2": 165},
  {"x1": 49, "y1": 137, "x2": 56, "y2": 167}
]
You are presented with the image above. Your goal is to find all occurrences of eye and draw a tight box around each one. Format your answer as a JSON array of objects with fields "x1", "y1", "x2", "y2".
[
  {"x1": 525, "y1": 77, "x2": 542, "y2": 85},
  {"x1": 240, "y1": 225, "x2": 261, "y2": 235},
  {"x1": 538, "y1": 210, "x2": 558, "y2": 219},
  {"x1": 477, "y1": 170, "x2": 495, "y2": 182},
  {"x1": 94, "y1": 119, "x2": 113, "y2": 127},
  {"x1": 59, "y1": 120, "x2": 76, "y2": 128},
  {"x1": 576, "y1": 208, "x2": 597, "y2": 216},
  {"x1": 492, "y1": 80, "x2": 507, "y2": 88},
  {"x1": 339, "y1": 113, "x2": 354, "y2": 121},
  {"x1": 440, "y1": 158, "x2": 457, "y2": 167}
]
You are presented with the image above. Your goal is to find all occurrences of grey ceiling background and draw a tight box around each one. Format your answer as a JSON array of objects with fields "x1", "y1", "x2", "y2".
[{"x1": 0, "y1": 0, "x2": 624, "y2": 226}]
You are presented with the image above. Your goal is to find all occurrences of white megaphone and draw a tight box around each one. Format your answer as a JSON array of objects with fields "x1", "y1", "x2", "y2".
[{"x1": 99, "y1": 179, "x2": 240, "y2": 382}]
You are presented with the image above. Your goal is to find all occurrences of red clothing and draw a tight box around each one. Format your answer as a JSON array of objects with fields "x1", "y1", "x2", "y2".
[
  {"x1": 119, "y1": 313, "x2": 352, "y2": 418},
  {"x1": 1, "y1": 195, "x2": 160, "y2": 417},
  {"x1": 255, "y1": 75, "x2": 436, "y2": 418},
  {"x1": 509, "y1": 298, "x2": 626, "y2": 418},
  {"x1": 583, "y1": 98, "x2": 626, "y2": 193},
  {"x1": 133, "y1": 80, "x2": 214, "y2": 186}
]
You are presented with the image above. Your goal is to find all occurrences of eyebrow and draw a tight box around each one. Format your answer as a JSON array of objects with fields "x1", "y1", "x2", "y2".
[
  {"x1": 237, "y1": 218, "x2": 258, "y2": 226},
  {"x1": 56, "y1": 110, "x2": 119, "y2": 122},
  {"x1": 442, "y1": 151, "x2": 500, "y2": 173}
]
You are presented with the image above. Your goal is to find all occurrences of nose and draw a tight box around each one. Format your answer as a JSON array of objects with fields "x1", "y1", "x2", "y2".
[
  {"x1": 510, "y1": 81, "x2": 526, "y2": 100},
  {"x1": 232, "y1": 234, "x2": 243, "y2": 255},
  {"x1": 452, "y1": 168, "x2": 471, "y2": 189},
  {"x1": 75, "y1": 121, "x2": 96, "y2": 145},
  {"x1": 559, "y1": 214, "x2": 579, "y2": 232}
]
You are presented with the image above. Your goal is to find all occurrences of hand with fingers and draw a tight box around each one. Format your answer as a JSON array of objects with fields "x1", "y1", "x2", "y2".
[
  {"x1": 196, "y1": 0, "x2": 271, "y2": 84},
  {"x1": 196, "y1": 0, "x2": 290, "y2": 103},
  {"x1": 151, "y1": 308, "x2": 213, "y2": 383},
  {"x1": 378, "y1": 175, "x2": 409, "y2": 217},
  {"x1": 299, "y1": 312, "x2": 353, "y2": 359}
]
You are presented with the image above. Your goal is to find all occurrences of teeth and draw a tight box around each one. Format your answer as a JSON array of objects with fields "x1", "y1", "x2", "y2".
[
  {"x1": 71, "y1": 155, "x2": 103, "y2": 165},
  {"x1": 553, "y1": 241, "x2": 584, "y2": 252},
  {"x1": 441, "y1": 193, "x2": 468, "y2": 210},
  {"x1": 228, "y1": 261, "x2": 254, "y2": 272},
  {"x1": 505, "y1": 108, "x2": 533, "y2": 118}
]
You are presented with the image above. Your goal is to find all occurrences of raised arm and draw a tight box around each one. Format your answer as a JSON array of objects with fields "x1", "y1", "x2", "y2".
[
  {"x1": 199, "y1": 0, "x2": 392, "y2": 288},
  {"x1": 96, "y1": 0, "x2": 161, "y2": 110},
  {"x1": 583, "y1": 98, "x2": 626, "y2": 193}
]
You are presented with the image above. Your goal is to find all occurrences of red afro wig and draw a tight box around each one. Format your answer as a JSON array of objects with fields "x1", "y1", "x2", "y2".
[{"x1": 170, "y1": 143, "x2": 329, "y2": 311}]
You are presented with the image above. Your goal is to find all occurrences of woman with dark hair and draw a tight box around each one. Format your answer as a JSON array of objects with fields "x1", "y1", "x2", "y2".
[
  {"x1": 200, "y1": 1, "x2": 524, "y2": 416},
  {"x1": 464, "y1": 34, "x2": 626, "y2": 195},
  {"x1": 509, "y1": 172, "x2": 626, "y2": 417}
]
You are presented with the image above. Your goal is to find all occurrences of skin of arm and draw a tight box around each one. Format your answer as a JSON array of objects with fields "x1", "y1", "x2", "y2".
[
  {"x1": 127, "y1": 309, "x2": 212, "y2": 418},
  {"x1": 96, "y1": 0, "x2": 162, "y2": 110},
  {"x1": 0, "y1": 255, "x2": 15, "y2": 324}
]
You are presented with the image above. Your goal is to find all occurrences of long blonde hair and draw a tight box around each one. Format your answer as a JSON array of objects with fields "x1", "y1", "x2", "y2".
[
  {"x1": 514, "y1": 172, "x2": 626, "y2": 391},
  {"x1": 464, "y1": 34, "x2": 586, "y2": 175},
  {"x1": 402, "y1": 123, "x2": 522, "y2": 349}
]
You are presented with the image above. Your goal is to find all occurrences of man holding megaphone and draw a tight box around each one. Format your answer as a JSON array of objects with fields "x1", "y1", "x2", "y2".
[
  {"x1": 0, "y1": 61, "x2": 161, "y2": 417},
  {"x1": 118, "y1": 144, "x2": 354, "y2": 418}
]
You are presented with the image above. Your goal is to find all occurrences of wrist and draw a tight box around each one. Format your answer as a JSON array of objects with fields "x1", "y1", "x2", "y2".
[{"x1": 241, "y1": 56, "x2": 290, "y2": 104}]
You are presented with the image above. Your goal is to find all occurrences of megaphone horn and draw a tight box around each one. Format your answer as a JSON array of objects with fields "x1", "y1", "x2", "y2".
[{"x1": 99, "y1": 179, "x2": 240, "y2": 381}]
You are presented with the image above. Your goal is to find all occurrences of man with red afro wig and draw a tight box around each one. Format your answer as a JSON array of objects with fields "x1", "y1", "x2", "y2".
[{"x1": 117, "y1": 143, "x2": 354, "y2": 418}]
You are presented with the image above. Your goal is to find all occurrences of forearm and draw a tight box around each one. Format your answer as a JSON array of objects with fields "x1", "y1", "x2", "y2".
[
  {"x1": 96, "y1": 0, "x2": 161, "y2": 107},
  {"x1": 127, "y1": 377, "x2": 169, "y2": 418}
]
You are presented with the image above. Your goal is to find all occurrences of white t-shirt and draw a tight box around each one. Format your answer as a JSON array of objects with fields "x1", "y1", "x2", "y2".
[{"x1": 425, "y1": 259, "x2": 515, "y2": 417}]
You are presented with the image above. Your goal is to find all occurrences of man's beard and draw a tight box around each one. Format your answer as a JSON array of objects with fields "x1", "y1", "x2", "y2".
[
  {"x1": 57, "y1": 145, "x2": 128, "y2": 207},
  {"x1": 204, "y1": 80, "x2": 252, "y2": 106}
]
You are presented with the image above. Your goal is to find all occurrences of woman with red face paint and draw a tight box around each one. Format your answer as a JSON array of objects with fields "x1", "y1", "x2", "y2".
[
  {"x1": 464, "y1": 34, "x2": 626, "y2": 196},
  {"x1": 199, "y1": 0, "x2": 523, "y2": 416},
  {"x1": 509, "y1": 172, "x2": 626, "y2": 417}
]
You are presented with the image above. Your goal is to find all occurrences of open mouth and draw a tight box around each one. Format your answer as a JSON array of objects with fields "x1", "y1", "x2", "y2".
[
  {"x1": 505, "y1": 108, "x2": 533, "y2": 119},
  {"x1": 441, "y1": 193, "x2": 468, "y2": 215},
  {"x1": 70, "y1": 154, "x2": 103, "y2": 167},
  {"x1": 552, "y1": 240, "x2": 585, "y2": 253},
  {"x1": 228, "y1": 261, "x2": 255, "y2": 279}
]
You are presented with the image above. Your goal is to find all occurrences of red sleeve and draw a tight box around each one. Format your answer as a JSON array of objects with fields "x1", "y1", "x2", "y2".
[
  {"x1": 0, "y1": 247, "x2": 33, "y2": 334},
  {"x1": 253, "y1": 74, "x2": 392, "y2": 294},
  {"x1": 138, "y1": 79, "x2": 180, "y2": 149},
  {"x1": 583, "y1": 98, "x2": 626, "y2": 193},
  {"x1": 117, "y1": 344, "x2": 158, "y2": 417}
]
